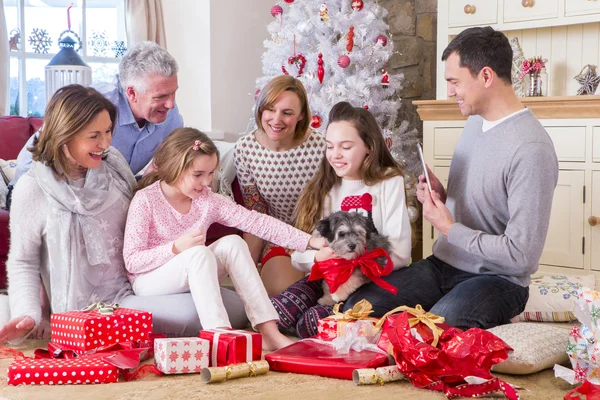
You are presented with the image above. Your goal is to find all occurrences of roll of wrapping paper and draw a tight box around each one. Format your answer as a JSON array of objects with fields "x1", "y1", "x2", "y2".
[
  {"x1": 200, "y1": 360, "x2": 269, "y2": 383},
  {"x1": 352, "y1": 365, "x2": 405, "y2": 385}
]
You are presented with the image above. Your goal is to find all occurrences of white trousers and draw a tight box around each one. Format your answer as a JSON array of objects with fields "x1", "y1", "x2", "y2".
[{"x1": 132, "y1": 235, "x2": 279, "y2": 330}]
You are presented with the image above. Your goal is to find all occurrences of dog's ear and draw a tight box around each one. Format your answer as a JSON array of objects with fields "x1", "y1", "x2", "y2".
[{"x1": 316, "y1": 217, "x2": 335, "y2": 242}]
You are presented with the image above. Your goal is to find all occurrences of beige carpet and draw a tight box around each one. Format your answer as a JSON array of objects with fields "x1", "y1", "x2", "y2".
[{"x1": 0, "y1": 340, "x2": 576, "y2": 400}]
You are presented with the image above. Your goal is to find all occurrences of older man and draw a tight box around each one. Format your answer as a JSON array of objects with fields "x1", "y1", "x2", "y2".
[{"x1": 10, "y1": 41, "x2": 183, "y2": 188}]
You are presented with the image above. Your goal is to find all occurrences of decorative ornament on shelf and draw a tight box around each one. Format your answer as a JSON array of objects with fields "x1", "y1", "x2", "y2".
[
  {"x1": 311, "y1": 115, "x2": 322, "y2": 129},
  {"x1": 347, "y1": 26, "x2": 355, "y2": 53},
  {"x1": 510, "y1": 37, "x2": 525, "y2": 97},
  {"x1": 381, "y1": 66, "x2": 389, "y2": 88},
  {"x1": 375, "y1": 34, "x2": 388, "y2": 47},
  {"x1": 9, "y1": 29, "x2": 20, "y2": 51},
  {"x1": 319, "y1": 3, "x2": 330, "y2": 21},
  {"x1": 112, "y1": 40, "x2": 127, "y2": 58},
  {"x1": 351, "y1": 0, "x2": 364, "y2": 11},
  {"x1": 338, "y1": 55, "x2": 351, "y2": 68},
  {"x1": 28, "y1": 28, "x2": 52, "y2": 54},
  {"x1": 574, "y1": 64, "x2": 600, "y2": 95},
  {"x1": 271, "y1": 4, "x2": 283, "y2": 17},
  {"x1": 519, "y1": 56, "x2": 547, "y2": 97},
  {"x1": 317, "y1": 53, "x2": 325, "y2": 83}
]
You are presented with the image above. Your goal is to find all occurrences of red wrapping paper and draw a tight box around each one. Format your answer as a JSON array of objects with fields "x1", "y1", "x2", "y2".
[
  {"x1": 51, "y1": 308, "x2": 152, "y2": 354},
  {"x1": 7, "y1": 357, "x2": 119, "y2": 386},
  {"x1": 199, "y1": 329, "x2": 261, "y2": 367},
  {"x1": 265, "y1": 340, "x2": 390, "y2": 380}
]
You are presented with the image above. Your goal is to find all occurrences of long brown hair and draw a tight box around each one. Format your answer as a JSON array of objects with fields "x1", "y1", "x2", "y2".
[
  {"x1": 31, "y1": 84, "x2": 117, "y2": 179},
  {"x1": 255, "y1": 75, "x2": 311, "y2": 140},
  {"x1": 135, "y1": 128, "x2": 219, "y2": 194},
  {"x1": 294, "y1": 102, "x2": 407, "y2": 234}
]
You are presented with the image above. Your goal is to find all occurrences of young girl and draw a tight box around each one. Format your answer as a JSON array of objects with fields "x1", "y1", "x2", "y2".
[
  {"x1": 271, "y1": 101, "x2": 413, "y2": 338},
  {"x1": 123, "y1": 128, "x2": 324, "y2": 350}
]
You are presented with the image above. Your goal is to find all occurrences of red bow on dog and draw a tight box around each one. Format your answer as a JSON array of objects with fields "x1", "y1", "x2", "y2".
[{"x1": 308, "y1": 248, "x2": 398, "y2": 294}]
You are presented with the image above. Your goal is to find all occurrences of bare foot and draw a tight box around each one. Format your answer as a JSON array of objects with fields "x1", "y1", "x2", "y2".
[{"x1": 262, "y1": 330, "x2": 294, "y2": 351}]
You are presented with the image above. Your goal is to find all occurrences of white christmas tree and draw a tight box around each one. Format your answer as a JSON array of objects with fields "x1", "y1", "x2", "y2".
[{"x1": 256, "y1": 0, "x2": 421, "y2": 222}]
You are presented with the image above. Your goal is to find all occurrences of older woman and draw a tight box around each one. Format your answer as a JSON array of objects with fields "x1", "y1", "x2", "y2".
[
  {"x1": 234, "y1": 76, "x2": 326, "y2": 296},
  {"x1": 0, "y1": 85, "x2": 246, "y2": 343}
]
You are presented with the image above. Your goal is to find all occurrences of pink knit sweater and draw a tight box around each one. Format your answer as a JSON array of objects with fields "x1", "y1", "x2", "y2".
[{"x1": 123, "y1": 181, "x2": 311, "y2": 281}]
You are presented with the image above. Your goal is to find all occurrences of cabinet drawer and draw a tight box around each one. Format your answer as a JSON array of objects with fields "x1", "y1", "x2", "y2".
[
  {"x1": 448, "y1": 0, "x2": 498, "y2": 28},
  {"x1": 545, "y1": 126, "x2": 586, "y2": 162},
  {"x1": 433, "y1": 127, "x2": 462, "y2": 160},
  {"x1": 565, "y1": 0, "x2": 600, "y2": 17},
  {"x1": 504, "y1": 0, "x2": 559, "y2": 23},
  {"x1": 594, "y1": 127, "x2": 600, "y2": 163}
]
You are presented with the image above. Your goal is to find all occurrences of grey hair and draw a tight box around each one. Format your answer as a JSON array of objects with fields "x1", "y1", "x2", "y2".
[{"x1": 119, "y1": 41, "x2": 178, "y2": 93}]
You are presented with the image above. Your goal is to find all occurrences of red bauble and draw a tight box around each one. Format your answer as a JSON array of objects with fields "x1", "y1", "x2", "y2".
[
  {"x1": 338, "y1": 55, "x2": 351, "y2": 68},
  {"x1": 254, "y1": 89, "x2": 261, "y2": 101},
  {"x1": 284, "y1": 0, "x2": 294, "y2": 2},
  {"x1": 317, "y1": 53, "x2": 325, "y2": 84},
  {"x1": 363, "y1": 105, "x2": 369, "y2": 110},
  {"x1": 375, "y1": 34, "x2": 388, "y2": 47},
  {"x1": 351, "y1": 0, "x2": 364, "y2": 11},
  {"x1": 311, "y1": 115, "x2": 322, "y2": 129},
  {"x1": 271, "y1": 4, "x2": 283, "y2": 17}
]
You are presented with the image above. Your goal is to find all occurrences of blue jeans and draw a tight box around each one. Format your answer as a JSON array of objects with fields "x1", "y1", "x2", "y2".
[{"x1": 342, "y1": 255, "x2": 529, "y2": 330}]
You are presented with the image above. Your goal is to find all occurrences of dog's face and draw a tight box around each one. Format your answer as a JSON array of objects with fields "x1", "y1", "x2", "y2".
[{"x1": 316, "y1": 211, "x2": 378, "y2": 260}]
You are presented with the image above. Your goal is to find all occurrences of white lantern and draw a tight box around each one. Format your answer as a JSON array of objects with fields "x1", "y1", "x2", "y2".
[{"x1": 45, "y1": 34, "x2": 92, "y2": 100}]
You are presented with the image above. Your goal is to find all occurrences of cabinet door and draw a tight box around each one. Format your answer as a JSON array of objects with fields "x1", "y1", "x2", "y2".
[
  {"x1": 422, "y1": 166, "x2": 450, "y2": 258},
  {"x1": 504, "y1": 0, "x2": 559, "y2": 23},
  {"x1": 593, "y1": 127, "x2": 600, "y2": 163},
  {"x1": 539, "y1": 170, "x2": 585, "y2": 269},
  {"x1": 448, "y1": 0, "x2": 498, "y2": 28},
  {"x1": 565, "y1": 0, "x2": 600, "y2": 17},
  {"x1": 592, "y1": 172, "x2": 600, "y2": 271}
]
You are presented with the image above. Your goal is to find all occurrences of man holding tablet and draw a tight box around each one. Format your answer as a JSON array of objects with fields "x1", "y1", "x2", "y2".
[{"x1": 342, "y1": 26, "x2": 559, "y2": 330}]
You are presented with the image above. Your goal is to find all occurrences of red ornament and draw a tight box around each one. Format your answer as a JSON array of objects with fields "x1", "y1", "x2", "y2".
[
  {"x1": 284, "y1": 0, "x2": 294, "y2": 2},
  {"x1": 351, "y1": 0, "x2": 364, "y2": 11},
  {"x1": 375, "y1": 34, "x2": 388, "y2": 47},
  {"x1": 311, "y1": 115, "x2": 322, "y2": 129},
  {"x1": 282, "y1": 54, "x2": 307, "y2": 77},
  {"x1": 317, "y1": 53, "x2": 325, "y2": 84},
  {"x1": 381, "y1": 68, "x2": 389, "y2": 88},
  {"x1": 338, "y1": 55, "x2": 351, "y2": 68},
  {"x1": 254, "y1": 89, "x2": 261, "y2": 101},
  {"x1": 271, "y1": 4, "x2": 283, "y2": 17},
  {"x1": 347, "y1": 26, "x2": 354, "y2": 53},
  {"x1": 363, "y1": 105, "x2": 369, "y2": 110}
]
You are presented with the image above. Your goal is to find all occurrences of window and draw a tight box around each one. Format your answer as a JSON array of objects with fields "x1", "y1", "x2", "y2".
[{"x1": 5, "y1": 0, "x2": 127, "y2": 116}]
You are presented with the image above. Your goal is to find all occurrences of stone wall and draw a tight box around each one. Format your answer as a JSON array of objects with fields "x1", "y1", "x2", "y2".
[{"x1": 382, "y1": 0, "x2": 438, "y2": 130}]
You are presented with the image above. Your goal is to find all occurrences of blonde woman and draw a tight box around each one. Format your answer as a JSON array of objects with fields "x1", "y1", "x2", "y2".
[{"x1": 234, "y1": 76, "x2": 326, "y2": 295}]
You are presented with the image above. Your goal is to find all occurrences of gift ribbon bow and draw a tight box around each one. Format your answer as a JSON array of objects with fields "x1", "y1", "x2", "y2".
[
  {"x1": 375, "y1": 304, "x2": 445, "y2": 347},
  {"x1": 81, "y1": 302, "x2": 119, "y2": 315},
  {"x1": 329, "y1": 299, "x2": 375, "y2": 321},
  {"x1": 308, "y1": 248, "x2": 397, "y2": 294}
]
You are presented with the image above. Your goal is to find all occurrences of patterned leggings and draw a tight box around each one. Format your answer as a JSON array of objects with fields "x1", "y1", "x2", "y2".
[{"x1": 270, "y1": 276, "x2": 334, "y2": 338}]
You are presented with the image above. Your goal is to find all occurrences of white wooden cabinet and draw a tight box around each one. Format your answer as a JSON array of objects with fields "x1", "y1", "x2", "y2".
[{"x1": 416, "y1": 97, "x2": 600, "y2": 277}]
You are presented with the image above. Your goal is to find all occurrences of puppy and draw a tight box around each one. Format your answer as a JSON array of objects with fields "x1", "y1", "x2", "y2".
[{"x1": 315, "y1": 211, "x2": 392, "y2": 306}]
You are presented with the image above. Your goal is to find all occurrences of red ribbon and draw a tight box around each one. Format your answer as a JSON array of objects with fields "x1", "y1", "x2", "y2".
[{"x1": 308, "y1": 248, "x2": 397, "y2": 294}]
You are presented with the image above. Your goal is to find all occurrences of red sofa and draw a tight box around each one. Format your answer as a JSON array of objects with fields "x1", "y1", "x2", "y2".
[{"x1": 0, "y1": 115, "x2": 242, "y2": 291}]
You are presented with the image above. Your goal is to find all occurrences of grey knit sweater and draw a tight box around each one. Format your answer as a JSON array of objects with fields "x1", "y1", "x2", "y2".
[{"x1": 432, "y1": 109, "x2": 559, "y2": 287}]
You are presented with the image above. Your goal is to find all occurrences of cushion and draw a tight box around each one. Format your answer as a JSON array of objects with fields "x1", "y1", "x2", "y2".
[
  {"x1": 0, "y1": 159, "x2": 17, "y2": 185},
  {"x1": 517, "y1": 274, "x2": 596, "y2": 322},
  {"x1": 489, "y1": 323, "x2": 570, "y2": 375}
]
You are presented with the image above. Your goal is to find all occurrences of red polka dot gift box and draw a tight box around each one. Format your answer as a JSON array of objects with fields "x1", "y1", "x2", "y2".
[
  {"x1": 7, "y1": 357, "x2": 119, "y2": 386},
  {"x1": 51, "y1": 307, "x2": 152, "y2": 354}
]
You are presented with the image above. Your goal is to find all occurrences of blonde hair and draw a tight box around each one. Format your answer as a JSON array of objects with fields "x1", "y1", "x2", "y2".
[
  {"x1": 30, "y1": 84, "x2": 117, "y2": 179},
  {"x1": 255, "y1": 75, "x2": 311, "y2": 141},
  {"x1": 294, "y1": 102, "x2": 411, "y2": 242},
  {"x1": 136, "y1": 128, "x2": 220, "y2": 193}
]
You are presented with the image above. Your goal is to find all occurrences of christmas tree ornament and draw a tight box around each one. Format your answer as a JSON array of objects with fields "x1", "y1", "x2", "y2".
[
  {"x1": 319, "y1": 3, "x2": 330, "y2": 21},
  {"x1": 575, "y1": 64, "x2": 600, "y2": 95},
  {"x1": 311, "y1": 115, "x2": 323, "y2": 129},
  {"x1": 381, "y1": 66, "x2": 389, "y2": 88},
  {"x1": 271, "y1": 4, "x2": 283, "y2": 17},
  {"x1": 317, "y1": 53, "x2": 325, "y2": 83},
  {"x1": 338, "y1": 55, "x2": 351, "y2": 68},
  {"x1": 9, "y1": 29, "x2": 20, "y2": 51},
  {"x1": 351, "y1": 0, "x2": 364, "y2": 11},
  {"x1": 510, "y1": 37, "x2": 525, "y2": 97},
  {"x1": 297, "y1": 20, "x2": 313, "y2": 36},
  {"x1": 364, "y1": 105, "x2": 369, "y2": 110},
  {"x1": 375, "y1": 34, "x2": 388, "y2": 47},
  {"x1": 284, "y1": 0, "x2": 294, "y2": 2},
  {"x1": 347, "y1": 26, "x2": 355, "y2": 53},
  {"x1": 282, "y1": 35, "x2": 307, "y2": 77},
  {"x1": 254, "y1": 89, "x2": 261, "y2": 101},
  {"x1": 28, "y1": 28, "x2": 52, "y2": 54},
  {"x1": 407, "y1": 205, "x2": 419, "y2": 223}
]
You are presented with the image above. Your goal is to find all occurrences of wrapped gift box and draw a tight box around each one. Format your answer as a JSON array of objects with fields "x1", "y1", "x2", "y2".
[
  {"x1": 317, "y1": 318, "x2": 378, "y2": 341},
  {"x1": 154, "y1": 337, "x2": 210, "y2": 374},
  {"x1": 7, "y1": 357, "x2": 119, "y2": 386},
  {"x1": 51, "y1": 308, "x2": 152, "y2": 354},
  {"x1": 265, "y1": 340, "x2": 390, "y2": 380},
  {"x1": 199, "y1": 329, "x2": 261, "y2": 367}
]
